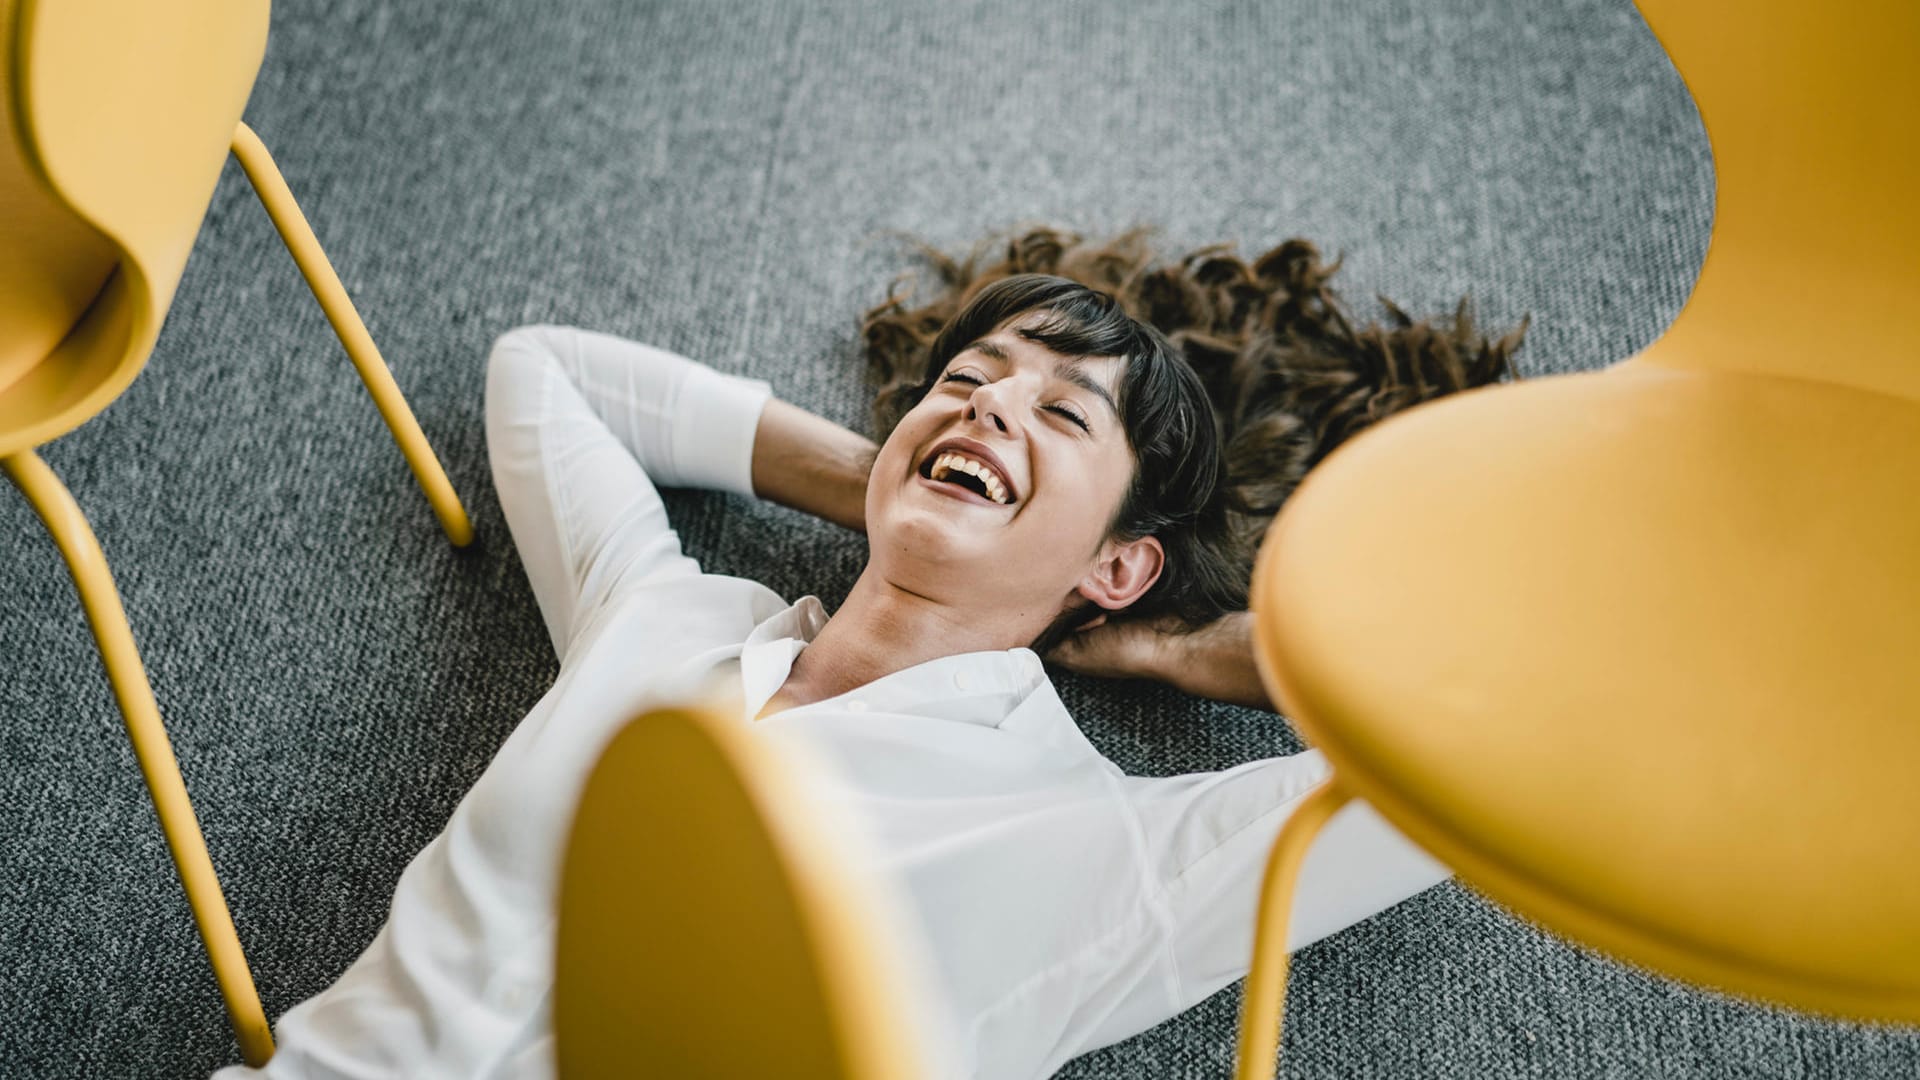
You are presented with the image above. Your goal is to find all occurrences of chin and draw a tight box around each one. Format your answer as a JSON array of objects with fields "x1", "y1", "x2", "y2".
[
  {"x1": 869, "y1": 508, "x2": 1025, "y2": 606},
  {"x1": 871, "y1": 505, "x2": 977, "y2": 569}
]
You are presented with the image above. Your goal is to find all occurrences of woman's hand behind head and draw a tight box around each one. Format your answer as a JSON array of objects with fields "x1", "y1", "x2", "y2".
[{"x1": 1045, "y1": 610, "x2": 1276, "y2": 713}]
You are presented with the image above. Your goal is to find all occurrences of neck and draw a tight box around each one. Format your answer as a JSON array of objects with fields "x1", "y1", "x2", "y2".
[{"x1": 761, "y1": 564, "x2": 1025, "y2": 716}]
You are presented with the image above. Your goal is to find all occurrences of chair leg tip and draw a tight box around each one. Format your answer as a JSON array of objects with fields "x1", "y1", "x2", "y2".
[{"x1": 442, "y1": 519, "x2": 475, "y2": 548}]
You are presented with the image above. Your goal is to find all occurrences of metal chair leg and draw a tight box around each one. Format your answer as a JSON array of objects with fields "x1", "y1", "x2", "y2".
[
  {"x1": 228, "y1": 121, "x2": 474, "y2": 548},
  {"x1": 1234, "y1": 777, "x2": 1351, "y2": 1080},
  {"x1": 4, "y1": 449, "x2": 275, "y2": 1067}
]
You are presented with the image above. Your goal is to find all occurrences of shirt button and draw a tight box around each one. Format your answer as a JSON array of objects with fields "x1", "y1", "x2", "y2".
[
  {"x1": 846, "y1": 699, "x2": 869, "y2": 713},
  {"x1": 953, "y1": 671, "x2": 972, "y2": 691}
]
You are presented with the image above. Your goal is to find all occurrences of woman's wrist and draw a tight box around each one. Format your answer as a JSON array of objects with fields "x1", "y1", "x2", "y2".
[
  {"x1": 1047, "y1": 610, "x2": 1277, "y2": 711},
  {"x1": 1161, "y1": 611, "x2": 1275, "y2": 711}
]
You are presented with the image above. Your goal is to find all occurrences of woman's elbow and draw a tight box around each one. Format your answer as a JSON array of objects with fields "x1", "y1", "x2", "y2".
[
  {"x1": 485, "y1": 325, "x2": 573, "y2": 417},
  {"x1": 487, "y1": 324, "x2": 566, "y2": 379}
]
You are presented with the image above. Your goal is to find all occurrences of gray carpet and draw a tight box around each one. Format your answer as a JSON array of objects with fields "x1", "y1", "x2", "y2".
[{"x1": 3, "y1": 0, "x2": 1915, "y2": 1076}]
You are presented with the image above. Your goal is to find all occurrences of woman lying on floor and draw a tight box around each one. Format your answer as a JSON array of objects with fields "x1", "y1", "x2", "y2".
[{"x1": 214, "y1": 228, "x2": 1524, "y2": 1080}]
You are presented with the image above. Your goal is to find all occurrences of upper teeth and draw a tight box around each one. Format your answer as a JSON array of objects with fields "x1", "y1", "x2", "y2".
[{"x1": 929, "y1": 451, "x2": 1010, "y2": 504}]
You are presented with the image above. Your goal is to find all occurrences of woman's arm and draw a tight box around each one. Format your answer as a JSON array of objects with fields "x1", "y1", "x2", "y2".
[
  {"x1": 486, "y1": 325, "x2": 772, "y2": 659},
  {"x1": 750, "y1": 398, "x2": 876, "y2": 534},
  {"x1": 1045, "y1": 611, "x2": 1277, "y2": 711},
  {"x1": 487, "y1": 324, "x2": 878, "y2": 658}
]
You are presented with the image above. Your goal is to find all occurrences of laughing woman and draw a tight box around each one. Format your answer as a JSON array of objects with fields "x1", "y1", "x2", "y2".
[{"x1": 214, "y1": 229, "x2": 1522, "y2": 1080}]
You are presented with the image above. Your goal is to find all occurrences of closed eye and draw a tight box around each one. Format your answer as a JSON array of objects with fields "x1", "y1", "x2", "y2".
[
  {"x1": 1046, "y1": 404, "x2": 1091, "y2": 432},
  {"x1": 941, "y1": 370, "x2": 1091, "y2": 433}
]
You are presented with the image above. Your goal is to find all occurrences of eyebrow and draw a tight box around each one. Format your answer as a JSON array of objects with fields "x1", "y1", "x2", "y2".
[{"x1": 968, "y1": 338, "x2": 1120, "y2": 419}]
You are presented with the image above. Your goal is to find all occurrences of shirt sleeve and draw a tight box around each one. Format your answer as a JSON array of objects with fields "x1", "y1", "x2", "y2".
[
  {"x1": 1133, "y1": 750, "x2": 1453, "y2": 1011},
  {"x1": 484, "y1": 324, "x2": 773, "y2": 661}
]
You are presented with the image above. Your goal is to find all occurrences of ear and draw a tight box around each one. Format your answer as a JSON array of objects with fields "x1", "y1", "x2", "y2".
[{"x1": 1074, "y1": 534, "x2": 1165, "y2": 613}]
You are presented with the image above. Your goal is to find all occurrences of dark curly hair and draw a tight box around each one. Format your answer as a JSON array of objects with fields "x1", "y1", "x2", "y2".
[{"x1": 860, "y1": 226, "x2": 1528, "y2": 649}]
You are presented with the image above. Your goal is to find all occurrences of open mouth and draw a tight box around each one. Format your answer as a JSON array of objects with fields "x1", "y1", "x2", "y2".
[{"x1": 917, "y1": 444, "x2": 1016, "y2": 505}]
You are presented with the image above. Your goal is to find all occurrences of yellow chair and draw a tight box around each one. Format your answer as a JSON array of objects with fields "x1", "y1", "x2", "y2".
[
  {"x1": 1238, "y1": 0, "x2": 1920, "y2": 1074},
  {"x1": 2, "y1": 0, "x2": 472, "y2": 1064}
]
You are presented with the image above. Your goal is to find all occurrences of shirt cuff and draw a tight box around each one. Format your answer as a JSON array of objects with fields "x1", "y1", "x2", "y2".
[{"x1": 672, "y1": 363, "x2": 773, "y2": 499}]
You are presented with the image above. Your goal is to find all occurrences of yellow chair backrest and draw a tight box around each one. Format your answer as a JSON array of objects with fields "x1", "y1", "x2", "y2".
[
  {"x1": 556, "y1": 704, "x2": 941, "y2": 1080},
  {"x1": 1244, "y1": 0, "x2": 1920, "y2": 1038},
  {"x1": 0, "y1": 0, "x2": 269, "y2": 455},
  {"x1": 1632, "y1": 0, "x2": 1920, "y2": 400}
]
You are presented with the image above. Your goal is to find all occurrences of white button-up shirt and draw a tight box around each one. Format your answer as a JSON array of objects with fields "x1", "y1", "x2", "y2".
[{"x1": 213, "y1": 325, "x2": 1446, "y2": 1080}]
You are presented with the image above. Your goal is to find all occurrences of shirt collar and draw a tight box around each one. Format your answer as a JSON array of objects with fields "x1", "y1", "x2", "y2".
[{"x1": 737, "y1": 596, "x2": 1050, "y2": 726}]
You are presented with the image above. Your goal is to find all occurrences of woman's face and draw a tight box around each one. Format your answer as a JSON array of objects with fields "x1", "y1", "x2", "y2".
[{"x1": 865, "y1": 312, "x2": 1162, "y2": 638}]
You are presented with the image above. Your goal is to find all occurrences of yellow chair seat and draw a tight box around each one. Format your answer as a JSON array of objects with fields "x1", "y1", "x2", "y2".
[{"x1": 1253, "y1": 356, "x2": 1920, "y2": 1021}]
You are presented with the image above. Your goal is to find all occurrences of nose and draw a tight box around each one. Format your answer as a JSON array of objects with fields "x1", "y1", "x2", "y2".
[{"x1": 964, "y1": 381, "x2": 1012, "y2": 434}]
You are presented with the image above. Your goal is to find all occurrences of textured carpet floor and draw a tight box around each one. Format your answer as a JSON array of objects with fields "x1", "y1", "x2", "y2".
[{"x1": 5, "y1": 0, "x2": 1917, "y2": 1077}]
